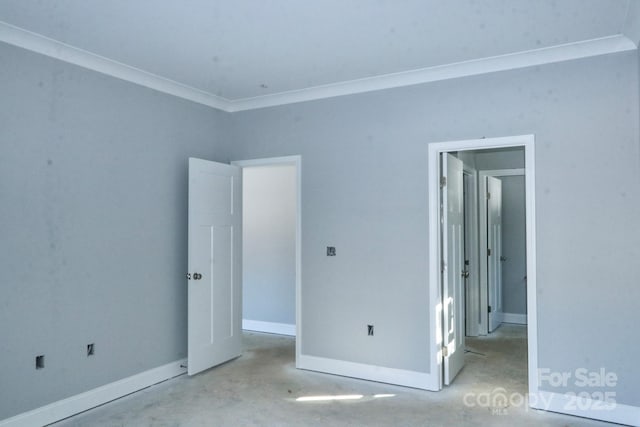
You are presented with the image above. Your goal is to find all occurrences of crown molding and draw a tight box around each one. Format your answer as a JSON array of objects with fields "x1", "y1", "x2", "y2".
[
  {"x1": 1, "y1": 20, "x2": 636, "y2": 113},
  {"x1": 228, "y1": 35, "x2": 636, "y2": 111},
  {"x1": 0, "y1": 20, "x2": 232, "y2": 111}
]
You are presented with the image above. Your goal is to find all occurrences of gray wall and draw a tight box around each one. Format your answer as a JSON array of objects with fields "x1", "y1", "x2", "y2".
[
  {"x1": 228, "y1": 51, "x2": 640, "y2": 405},
  {"x1": 456, "y1": 151, "x2": 477, "y2": 170},
  {"x1": 2, "y1": 38, "x2": 640, "y2": 420},
  {"x1": 499, "y1": 175, "x2": 527, "y2": 315},
  {"x1": 475, "y1": 147, "x2": 525, "y2": 170},
  {"x1": 243, "y1": 165, "x2": 296, "y2": 325},
  {"x1": 0, "y1": 42, "x2": 231, "y2": 419}
]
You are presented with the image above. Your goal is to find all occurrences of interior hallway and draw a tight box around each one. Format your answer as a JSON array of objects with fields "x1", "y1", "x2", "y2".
[{"x1": 54, "y1": 326, "x2": 614, "y2": 426}]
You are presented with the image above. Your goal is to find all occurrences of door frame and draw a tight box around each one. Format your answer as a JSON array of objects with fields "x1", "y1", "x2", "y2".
[
  {"x1": 428, "y1": 135, "x2": 538, "y2": 398},
  {"x1": 231, "y1": 155, "x2": 302, "y2": 366},
  {"x1": 478, "y1": 168, "x2": 525, "y2": 334}
]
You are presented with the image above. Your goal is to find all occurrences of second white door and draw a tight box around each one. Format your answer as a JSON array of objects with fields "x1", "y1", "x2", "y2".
[{"x1": 487, "y1": 176, "x2": 503, "y2": 333}]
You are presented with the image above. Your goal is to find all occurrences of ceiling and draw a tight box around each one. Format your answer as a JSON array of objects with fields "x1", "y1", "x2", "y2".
[{"x1": 1, "y1": 0, "x2": 638, "y2": 111}]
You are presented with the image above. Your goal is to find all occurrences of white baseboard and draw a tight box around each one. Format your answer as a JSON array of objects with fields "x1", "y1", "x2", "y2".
[
  {"x1": 533, "y1": 391, "x2": 640, "y2": 426},
  {"x1": 242, "y1": 319, "x2": 296, "y2": 336},
  {"x1": 502, "y1": 312, "x2": 527, "y2": 325},
  {"x1": 0, "y1": 359, "x2": 187, "y2": 427},
  {"x1": 298, "y1": 354, "x2": 439, "y2": 391}
]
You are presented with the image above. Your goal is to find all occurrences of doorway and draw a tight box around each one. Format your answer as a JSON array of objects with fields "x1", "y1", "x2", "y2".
[
  {"x1": 478, "y1": 168, "x2": 527, "y2": 334},
  {"x1": 456, "y1": 150, "x2": 530, "y2": 405},
  {"x1": 427, "y1": 135, "x2": 539, "y2": 401},
  {"x1": 461, "y1": 157, "x2": 527, "y2": 337},
  {"x1": 232, "y1": 156, "x2": 302, "y2": 362}
]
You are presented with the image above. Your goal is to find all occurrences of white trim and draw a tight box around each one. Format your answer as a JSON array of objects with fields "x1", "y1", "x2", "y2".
[
  {"x1": 532, "y1": 391, "x2": 640, "y2": 427},
  {"x1": 428, "y1": 142, "x2": 444, "y2": 389},
  {"x1": 502, "y1": 312, "x2": 527, "y2": 325},
  {"x1": 228, "y1": 35, "x2": 635, "y2": 111},
  {"x1": 0, "y1": 20, "x2": 635, "y2": 112},
  {"x1": 523, "y1": 139, "x2": 539, "y2": 400},
  {"x1": 242, "y1": 319, "x2": 296, "y2": 336},
  {"x1": 298, "y1": 355, "x2": 439, "y2": 391},
  {"x1": 427, "y1": 135, "x2": 538, "y2": 399},
  {"x1": 0, "y1": 21, "x2": 231, "y2": 111},
  {"x1": 479, "y1": 168, "x2": 525, "y2": 177},
  {"x1": 232, "y1": 156, "x2": 300, "y2": 168},
  {"x1": 0, "y1": 359, "x2": 186, "y2": 427},
  {"x1": 231, "y1": 156, "x2": 302, "y2": 366}
]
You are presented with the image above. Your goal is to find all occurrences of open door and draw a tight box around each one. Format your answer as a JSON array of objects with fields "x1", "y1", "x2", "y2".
[
  {"x1": 441, "y1": 153, "x2": 465, "y2": 385},
  {"x1": 486, "y1": 176, "x2": 503, "y2": 333},
  {"x1": 187, "y1": 158, "x2": 242, "y2": 375}
]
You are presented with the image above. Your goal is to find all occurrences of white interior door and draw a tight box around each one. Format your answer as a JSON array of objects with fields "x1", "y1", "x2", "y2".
[
  {"x1": 487, "y1": 176, "x2": 503, "y2": 333},
  {"x1": 463, "y1": 171, "x2": 480, "y2": 337},
  {"x1": 442, "y1": 153, "x2": 465, "y2": 385},
  {"x1": 188, "y1": 158, "x2": 242, "y2": 376}
]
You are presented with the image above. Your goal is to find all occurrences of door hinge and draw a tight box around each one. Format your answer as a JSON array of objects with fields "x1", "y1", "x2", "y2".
[
  {"x1": 442, "y1": 346, "x2": 448, "y2": 357},
  {"x1": 487, "y1": 192, "x2": 491, "y2": 200},
  {"x1": 487, "y1": 248, "x2": 491, "y2": 256},
  {"x1": 488, "y1": 305, "x2": 492, "y2": 313},
  {"x1": 440, "y1": 176, "x2": 447, "y2": 188},
  {"x1": 441, "y1": 259, "x2": 445, "y2": 273}
]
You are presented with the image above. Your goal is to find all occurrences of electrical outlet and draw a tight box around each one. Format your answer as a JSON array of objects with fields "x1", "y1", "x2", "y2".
[
  {"x1": 367, "y1": 325, "x2": 374, "y2": 336},
  {"x1": 87, "y1": 343, "x2": 95, "y2": 357},
  {"x1": 35, "y1": 355, "x2": 45, "y2": 369},
  {"x1": 326, "y1": 246, "x2": 336, "y2": 256}
]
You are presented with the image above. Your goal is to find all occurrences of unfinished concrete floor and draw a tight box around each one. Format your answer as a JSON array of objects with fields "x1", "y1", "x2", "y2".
[{"x1": 54, "y1": 325, "x2": 615, "y2": 426}]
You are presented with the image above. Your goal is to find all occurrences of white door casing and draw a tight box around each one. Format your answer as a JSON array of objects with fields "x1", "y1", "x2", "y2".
[
  {"x1": 486, "y1": 176, "x2": 503, "y2": 333},
  {"x1": 429, "y1": 135, "x2": 538, "y2": 405},
  {"x1": 442, "y1": 153, "x2": 465, "y2": 385},
  {"x1": 188, "y1": 158, "x2": 242, "y2": 376}
]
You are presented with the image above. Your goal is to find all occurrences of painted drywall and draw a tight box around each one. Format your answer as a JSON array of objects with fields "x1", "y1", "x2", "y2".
[
  {"x1": 2, "y1": 34, "x2": 639, "y2": 422},
  {"x1": 455, "y1": 151, "x2": 476, "y2": 170},
  {"x1": 0, "y1": 42, "x2": 231, "y2": 419},
  {"x1": 242, "y1": 165, "x2": 296, "y2": 326},
  {"x1": 474, "y1": 147, "x2": 525, "y2": 170},
  {"x1": 499, "y1": 175, "x2": 527, "y2": 316},
  {"x1": 228, "y1": 51, "x2": 640, "y2": 405}
]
